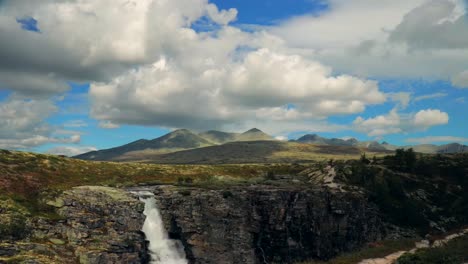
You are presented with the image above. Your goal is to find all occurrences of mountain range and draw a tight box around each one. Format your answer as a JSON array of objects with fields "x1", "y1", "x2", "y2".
[{"x1": 74, "y1": 128, "x2": 468, "y2": 163}]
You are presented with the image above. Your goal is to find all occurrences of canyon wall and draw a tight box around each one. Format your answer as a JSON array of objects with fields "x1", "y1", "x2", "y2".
[{"x1": 152, "y1": 185, "x2": 384, "y2": 264}]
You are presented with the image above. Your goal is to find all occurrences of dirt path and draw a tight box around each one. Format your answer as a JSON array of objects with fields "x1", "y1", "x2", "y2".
[{"x1": 358, "y1": 228, "x2": 468, "y2": 264}]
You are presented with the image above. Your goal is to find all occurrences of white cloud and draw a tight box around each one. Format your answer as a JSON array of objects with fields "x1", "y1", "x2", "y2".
[
  {"x1": 388, "y1": 92, "x2": 412, "y2": 109},
  {"x1": 0, "y1": 135, "x2": 81, "y2": 149},
  {"x1": 0, "y1": 0, "x2": 458, "y2": 149},
  {"x1": 413, "y1": 109, "x2": 449, "y2": 127},
  {"x1": 205, "y1": 3, "x2": 237, "y2": 25},
  {"x1": 64, "y1": 120, "x2": 88, "y2": 128},
  {"x1": 272, "y1": 0, "x2": 468, "y2": 84},
  {"x1": 274, "y1": 136, "x2": 288, "y2": 141},
  {"x1": 90, "y1": 46, "x2": 385, "y2": 130},
  {"x1": 406, "y1": 136, "x2": 468, "y2": 144},
  {"x1": 0, "y1": 96, "x2": 80, "y2": 149},
  {"x1": 271, "y1": 0, "x2": 427, "y2": 50},
  {"x1": 0, "y1": 0, "x2": 386, "y2": 133},
  {"x1": 98, "y1": 121, "x2": 120, "y2": 129},
  {"x1": 0, "y1": 0, "x2": 241, "y2": 96},
  {"x1": 45, "y1": 145, "x2": 97, "y2": 156},
  {"x1": 414, "y1": 93, "x2": 448, "y2": 102},
  {"x1": 389, "y1": 0, "x2": 468, "y2": 50},
  {"x1": 451, "y1": 70, "x2": 468, "y2": 88},
  {"x1": 354, "y1": 108, "x2": 449, "y2": 137}
]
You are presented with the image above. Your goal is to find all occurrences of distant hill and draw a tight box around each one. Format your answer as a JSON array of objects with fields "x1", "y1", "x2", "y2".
[
  {"x1": 199, "y1": 128, "x2": 273, "y2": 144},
  {"x1": 236, "y1": 128, "x2": 274, "y2": 141},
  {"x1": 438, "y1": 143, "x2": 468, "y2": 153},
  {"x1": 295, "y1": 134, "x2": 387, "y2": 151},
  {"x1": 295, "y1": 134, "x2": 356, "y2": 146},
  {"x1": 199, "y1": 130, "x2": 238, "y2": 144},
  {"x1": 376, "y1": 142, "x2": 468, "y2": 154},
  {"x1": 75, "y1": 128, "x2": 274, "y2": 161},
  {"x1": 144, "y1": 141, "x2": 379, "y2": 164},
  {"x1": 74, "y1": 128, "x2": 468, "y2": 162},
  {"x1": 75, "y1": 129, "x2": 213, "y2": 161}
]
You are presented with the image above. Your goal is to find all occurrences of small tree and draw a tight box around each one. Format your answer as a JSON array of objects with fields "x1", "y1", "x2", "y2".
[
  {"x1": 393, "y1": 148, "x2": 417, "y2": 172},
  {"x1": 360, "y1": 153, "x2": 370, "y2": 164}
]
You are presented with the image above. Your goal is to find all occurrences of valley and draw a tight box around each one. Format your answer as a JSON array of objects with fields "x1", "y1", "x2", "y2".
[{"x1": 1, "y1": 147, "x2": 467, "y2": 263}]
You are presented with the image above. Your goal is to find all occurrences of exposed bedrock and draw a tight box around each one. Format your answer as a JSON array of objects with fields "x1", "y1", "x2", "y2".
[{"x1": 150, "y1": 185, "x2": 385, "y2": 264}]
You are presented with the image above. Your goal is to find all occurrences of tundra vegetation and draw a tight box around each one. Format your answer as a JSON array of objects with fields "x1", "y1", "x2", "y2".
[{"x1": 0, "y1": 148, "x2": 467, "y2": 263}]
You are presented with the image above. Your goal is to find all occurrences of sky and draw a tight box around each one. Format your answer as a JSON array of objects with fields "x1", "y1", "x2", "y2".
[{"x1": 0, "y1": 0, "x2": 467, "y2": 156}]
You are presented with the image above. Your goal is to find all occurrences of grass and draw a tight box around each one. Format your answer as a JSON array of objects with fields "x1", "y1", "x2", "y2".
[
  {"x1": 397, "y1": 234, "x2": 468, "y2": 264},
  {"x1": 297, "y1": 239, "x2": 416, "y2": 264},
  {"x1": 0, "y1": 149, "x2": 309, "y2": 217}
]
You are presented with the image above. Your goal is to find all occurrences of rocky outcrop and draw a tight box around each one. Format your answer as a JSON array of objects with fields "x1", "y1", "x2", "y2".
[
  {"x1": 151, "y1": 185, "x2": 384, "y2": 264},
  {"x1": 1, "y1": 186, "x2": 149, "y2": 263}
]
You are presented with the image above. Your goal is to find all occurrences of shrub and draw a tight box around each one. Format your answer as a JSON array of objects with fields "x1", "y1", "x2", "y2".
[
  {"x1": 0, "y1": 214, "x2": 28, "y2": 239},
  {"x1": 222, "y1": 190, "x2": 233, "y2": 199}
]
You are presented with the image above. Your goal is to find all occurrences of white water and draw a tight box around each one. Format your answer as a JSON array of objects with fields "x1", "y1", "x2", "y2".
[{"x1": 136, "y1": 191, "x2": 187, "y2": 264}]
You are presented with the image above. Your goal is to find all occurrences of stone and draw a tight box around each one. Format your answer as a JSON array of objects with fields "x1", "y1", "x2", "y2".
[
  {"x1": 49, "y1": 238, "x2": 66, "y2": 245},
  {"x1": 46, "y1": 198, "x2": 65, "y2": 208},
  {"x1": 152, "y1": 185, "x2": 384, "y2": 264}
]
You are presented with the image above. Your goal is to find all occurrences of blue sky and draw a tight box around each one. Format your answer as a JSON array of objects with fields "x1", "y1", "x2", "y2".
[
  {"x1": 211, "y1": 0, "x2": 329, "y2": 25},
  {"x1": 0, "y1": 0, "x2": 467, "y2": 155}
]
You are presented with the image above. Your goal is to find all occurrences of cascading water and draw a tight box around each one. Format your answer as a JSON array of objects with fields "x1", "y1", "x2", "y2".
[{"x1": 135, "y1": 191, "x2": 187, "y2": 264}]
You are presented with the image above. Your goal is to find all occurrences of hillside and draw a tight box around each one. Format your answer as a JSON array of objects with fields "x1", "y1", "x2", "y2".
[
  {"x1": 199, "y1": 128, "x2": 273, "y2": 144},
  {"x1": 143, "y1": 141, "x2": 387, "y2": 164},
  {"x1": 295, "y1": 134, "x2": 358, "y2": 146},
  {"x1": 75, "y1": 129, "x2": 213, "y2": 161},
  {"x1": 1, "y1": 149, "x2": 468, "y2": 263},
  {"x1": 74, "y1": 129, "x2": 468, "y2": 162},
  {"x1": 295, "y1": 134, "x2": 468, "y2": 154},
  {"x1": 198, "y1": 130, "x2": 238, "y2": 144}
]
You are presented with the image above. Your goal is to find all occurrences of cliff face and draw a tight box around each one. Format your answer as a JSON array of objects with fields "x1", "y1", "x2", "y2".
[
  {"x1": 0, "y1": 186, "x2": 149, "y2": 263},
  {"x1": 151, "y1": 185, "x2": 384, "y2": 264},
  {"x1": 0, "y1": 184, "x2": 384, "y2": 264}
]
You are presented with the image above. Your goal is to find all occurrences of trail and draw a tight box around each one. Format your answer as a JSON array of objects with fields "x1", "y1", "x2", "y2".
[{"x1": 358, "y1": 228, "x2": 468, "y2": 264}]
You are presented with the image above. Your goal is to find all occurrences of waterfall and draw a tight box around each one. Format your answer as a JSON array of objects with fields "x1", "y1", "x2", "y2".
[{"x1": 135, "y1": 191, "x2": 188, "y2": 264}]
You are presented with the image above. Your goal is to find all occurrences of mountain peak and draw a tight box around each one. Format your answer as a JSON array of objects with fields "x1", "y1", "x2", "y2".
[
  {"x1": 243, "y1": 128, "x2": 263, "y2": 134},
  {"x1": 171, "y1": 128, "x2": 192, "y2": 134},
  {"x1": 297, "y1": 134, "x2": 320, "y2": 141}
]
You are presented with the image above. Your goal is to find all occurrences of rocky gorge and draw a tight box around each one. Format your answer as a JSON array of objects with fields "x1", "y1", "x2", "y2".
[
  {"x1": 1, "y1": 151, "x2": 467, "y2": 263},
  {"x1": 149, "y1": 185, "x2": 384, "y2": 264},
  {"x1": 1, "y1": 183, "x2": 384, "y2": 264}
]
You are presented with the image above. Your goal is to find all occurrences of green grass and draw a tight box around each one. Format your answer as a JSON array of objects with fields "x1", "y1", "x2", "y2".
[
  {"x1": 397, "y1": 234, "x2": 468, "y2": 264},
  {"x1": 298, "y1": 239, "x2": 416, "y2": 264},
  {"x1": 0, "y1": 149, "x2": 309, "y2": 218}
]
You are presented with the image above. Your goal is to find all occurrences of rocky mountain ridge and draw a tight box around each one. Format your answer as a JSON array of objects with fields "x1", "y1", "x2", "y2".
[{"x1": 74, "y1": 129, "x2": 468, "y2": 162}]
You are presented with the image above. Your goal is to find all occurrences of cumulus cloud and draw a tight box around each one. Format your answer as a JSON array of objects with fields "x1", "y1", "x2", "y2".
[
  {"x1": 406, "y1": 136, "x2": 468, "y2": 144},
  {"x1": 45, "y1": 145, "x2": 97, "y2": 156},
  {"x1": 0, "y1": 0, "x2": 242, "y2": 95},
  {"x1": 0, "y1": 0, "x2": 457, "y2": 149},
  {"x1": 273, "y1": 0, "x2": 468, "y2": 84},
  {"x1": 389, "y1": 0, "x2": 468, "y2": 50},
  {"x1": 354, "y1": 108, "x2": 449, "y2": 137},
  {"x1": 0, "y1": 0, "x2": 386, "y2": 134},
  {"x1": 90, "y1": 48, "x2": 384, "y2": 130},
  {"x1": 451, "y1": 70, "x2": 468, "y2": 88},
  {"x1": 0, "y1": 96, "x2": 80, "y2": 149},
  {"x1": 413, "y1": 109, "x2": 449, "y2": 127}
]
